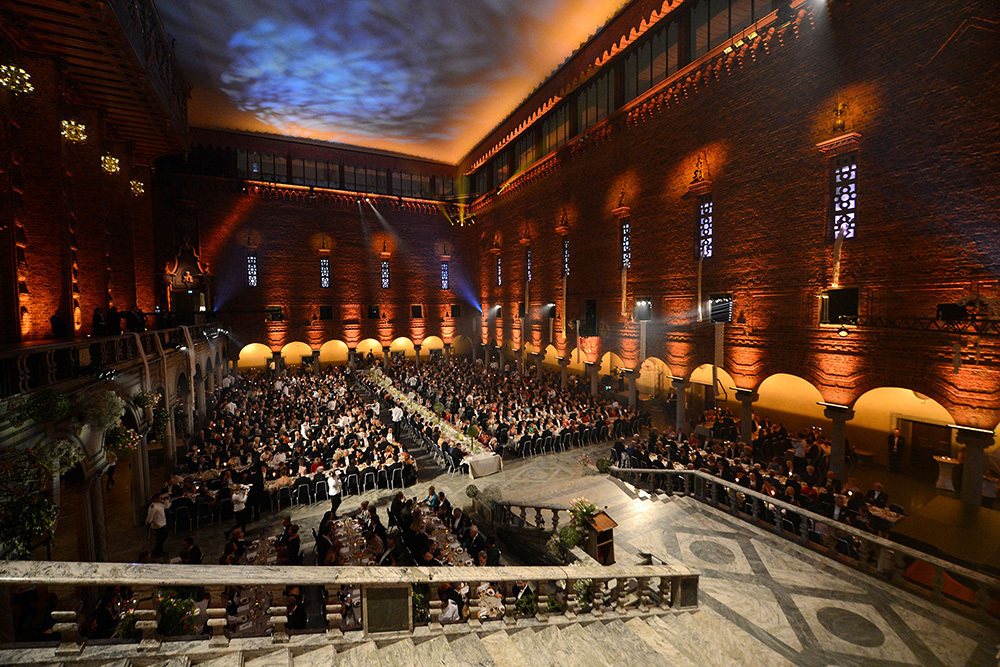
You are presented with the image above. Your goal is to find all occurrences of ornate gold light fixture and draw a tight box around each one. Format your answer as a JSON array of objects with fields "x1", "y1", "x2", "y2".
[
  {"x1": 0, "y1": 65, "x2": 34, "y2": 95},
  {"x1": 61, "y1": 120, "x2": 87, "y2": 143},
  {"x1": 101, "y1": 155, "x2": 120, "y2": 173},
  {"x1": 130, "y1": 180, "x2": 145, "y2": 196}
]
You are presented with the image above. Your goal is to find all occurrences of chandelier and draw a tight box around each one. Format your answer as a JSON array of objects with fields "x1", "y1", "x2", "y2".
[
  {"x1": 130, "y1": 180, "x2": 145, "y2": 196},
  {"x1": 61, "y1": 120, "x2": 87, "y2": 143},
  {"x1": 101, "y1": 155, "x2": 121, "y2": 173},
  {"x1": 0, "y1": 65, "x2": 33, "y2": 95}
]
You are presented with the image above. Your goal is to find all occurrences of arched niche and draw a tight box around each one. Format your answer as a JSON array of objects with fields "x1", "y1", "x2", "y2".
[
  {"x1": 754, "y1": 373, "x2": 827, "y2": 435},
  {"x1": 452, "y1": 335, "x2": 473, "y2": 356},
  {"x1": 849, "y1": 387, "x2": 957, "y2": 469},
  {"x1": 688, "y1": 363, "x2": 740, "y2": 415},
  {"x1": 238, "y1": 343, "x2": 272, "y2": 370},
  {"x1": 422, "y1": 336, "x2": 444, "y2": 359},
  {"x1": 637, "y1": 357, "x2": 673, "y2": 397},
  {"x1": 319, "y1": 340, "x2": 350, "y2": 368},
  {"x1": 357, "y1": 338, "x2": 383, "y2": 358},
  {"x1": 280, "y1": 341, "x2": 313, "y2": 366}
]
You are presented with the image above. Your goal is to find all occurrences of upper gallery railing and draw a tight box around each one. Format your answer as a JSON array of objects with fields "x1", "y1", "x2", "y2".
[
  {"x1": 611, "y1": 466, "x2": 1000, "y2": 625},
  {"x1": 0, "y1": 559, "x2": 699, "y2": 652},
  {"x1": 0, "y1": 324, "x2": 224, "y2": 399}
]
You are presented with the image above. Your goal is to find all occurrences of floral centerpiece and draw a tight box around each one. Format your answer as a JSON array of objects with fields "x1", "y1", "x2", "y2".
[
  {"x1": 133, "y1": 390, "x2": 161, "y2": 410},
  {"x1": 568, "y1": 497, "x2": 599, "y2": 529},
  {"x1": 35, "y1": 439, "x2": 84, "y2": 476},
  {"x1": 84, "y1": 390, "x2": 126, "y2": 431},
  {"x1": 105, "y1": 426, "x2": 141, "y2": 458}
]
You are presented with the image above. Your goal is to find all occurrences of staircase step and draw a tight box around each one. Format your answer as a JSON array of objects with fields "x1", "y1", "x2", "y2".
[
  {"x1": 445, "y1": 633, "x2": 496, "y2": 666},
  {"x1": 376, "y1": 639, "x2": 415, "y2": 666},
  {"x1": 587, "y1": 618, "x2": 666, "y2": 667},
  {"x1": 335, "y1": 642, "x2": 378, "y2": 667},
  {"x1": 193, "y1": 654, "x2": 243, "y2": 667},
  {"x1": 245, "y1": 649, "x2": 290, "y2": 667},
  {"x1": 648, "y1": 614, "x2": 738, "y2": 666},
  {"x1": 624, "y1": 616, "x2": 697, "y2": 667},
  {"x1": 534, "y1": 626, "x2": 582, "y2": 667},
  {"x1": 292, "y1": 644, "x2": 334, "y2": 667},
  {"x1": 677, "y1": 607, "x2": 795, "y2": 667},
  {"x1": 559, "y1": 622, "x2": 619, "y2": 665},
  {"x1": 414, "y1": 636, "x2": 454, "y2": 667},
  {"x1": 479, "y1": 630, "x2": 527, "y2": 667},
  {"x1": 506, "y1": 628, "x2": 546, "y2": 659},
  {"x1": 147, "y1": 658, "x2": 192, "y2": 667}
]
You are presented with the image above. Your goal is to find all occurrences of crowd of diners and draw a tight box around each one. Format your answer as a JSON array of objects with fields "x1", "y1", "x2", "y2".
[
  {"x1": 366, "y1": 356, "x2": 646, "y2": 468},
  {"x1": 148, "y1": 365, "x2": 418, "y2": 558},
  {"x1": 618, "y1": 408, "x2": 902, "y2": 538}
]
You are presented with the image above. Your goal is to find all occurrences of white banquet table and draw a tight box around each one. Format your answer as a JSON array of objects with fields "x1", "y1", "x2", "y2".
[{"x1": 466, "y1": 452, "x2": 502, "y2": 479}]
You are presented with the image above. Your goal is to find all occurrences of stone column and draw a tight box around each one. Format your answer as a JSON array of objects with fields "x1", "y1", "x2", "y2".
[
  {"x1": 955, "y1": 427, "x2": 994, "y2": 506},
  {"x1": 443, "y1": 342, "x2": 451, "y2": 361},
  {"x1": 382, "y1": 346, "x2": 392, "y2": 368},
  {"x1": 348, "y1": 348, "x2": 357, "y2": 368},
  {"x1": 735, "y1": 388, "x2": 759, "y2": 445},
  {"x1": 536, "y1": 353, "x2": 544, "y2": 381},
  {"x1": 625, "y1": 368, "x2": 638, "y2": 410},
  {"x1": 131, "y1": 445, "x2": 147, "y2": 527},
  {"x1": 414, "y1": 345, "x2": 421, "y2": 369},
  {"x1": 559, "y1": 357, "x2": 569, "y2": 390},
  {"x1": 587, "y1": 363, "x2": 599, "y2": 396},
  {"x1": 80, "y1": 470, "x2": 109, "y2": 562},
  {"x1": 671, "y1": 378, "x2": 689, "y2": 435},
  {"x1": 311, "y1": 350, "x2": 321, "y2": 373},
  {"x1": 823, "y1": 404, "x2": 855, "y2": 479},
  {"x1": 272, "y1": 352, "x2": 283, "y2": 373},
  {"x1": 195, "y1": 378, "x2": 207, "y2": 424}
]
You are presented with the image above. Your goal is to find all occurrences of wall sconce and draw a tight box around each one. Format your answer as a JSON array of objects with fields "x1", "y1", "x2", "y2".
[
  {"x1": 837, "y1": 325, "x2": 850, "y2": 337},
  {"x1": 130, "y1": 180, "x2": 145, "y2": 196},
  {"x1": 101, "y1": 155, "x2": 120, "y2": 173},
  {"x1": 0, "y1": 65, "x2": 33, "y2": 95},
  {"x1": 61, "y1": 120, "x2": 87, "y2": 143}
]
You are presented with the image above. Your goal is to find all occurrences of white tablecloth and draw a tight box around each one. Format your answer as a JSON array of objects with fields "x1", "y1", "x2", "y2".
[{"x1": 467, "y1": 453, "x2": 502, "y2": 479}]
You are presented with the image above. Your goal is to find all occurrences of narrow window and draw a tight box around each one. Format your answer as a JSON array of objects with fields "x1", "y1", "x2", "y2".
[
  {"x1": 621, "y1": 219, "x2": 632, "y2": 269},
  {"x1": 441, "y1": 260, "x2": 450, "y2": 290},
  {"x1": 562, "y1": 237, "x2": 570, "y2": 276},
  {"x1": 698, "y1": 194, "x2": 714, "y2": 258},
  {"x1": 320, "y1": 258, "x2": 330, "y2": 288},
  {"x1": 831, "y1": 152, "x2": 857, "y2": 239},
  {"x1": 247, "y1": 253, "x2": 257, "y2": 287},
  {"x1": 381, "y1": 259, "x2": 390, "y2": 289}
]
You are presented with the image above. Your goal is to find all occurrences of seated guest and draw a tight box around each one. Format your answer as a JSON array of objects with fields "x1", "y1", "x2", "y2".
[
  {"x1": 865, "y1": 482, "x2": 889, "y2": 509},
  {"x1": 451, "y1": 507, "x2": 470, "y2": 538},
  {"x1": 464, "y1": 525, "x2": 487, "y2": 556},
  {"x1": 179, "y1": 536, "x2": 202, "y2": 564}
]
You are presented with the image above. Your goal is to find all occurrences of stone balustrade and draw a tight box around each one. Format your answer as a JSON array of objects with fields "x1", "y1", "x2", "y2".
[
  {"x1": 491, "y1": 501, "x2": 568, "y2": 532},
  {"x1": 0, "y1": 559, "x2": 699, "y2": 652},
  {"x1": 612, "y1": 466, "x2": 1000, "y2": 626}
]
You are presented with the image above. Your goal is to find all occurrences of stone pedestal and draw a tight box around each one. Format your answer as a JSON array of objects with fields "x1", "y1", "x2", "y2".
[
  {"x1": 955, "y1": 427, "x2": 994, "y2": 506},
  {"x1": 587, "y1": 363, "x2": 599, "y2": 397},
  {"x1": 414, "y1": 345, "x2": 421, "y2": 368},
  {"x1": 671, "y1": 378, "x2": 689, "y2": 435},
  {"x1": 823, "y1": 404, "x2": 855, "y2": 479},
  {"x1": 625, "y1": 369, "x2": 638, "y2": 410},
  {"x1": 558, "y1": 357, "x2": 569, "y2": 390},
  {"x1": 734, "y1": 388, "x2": 759, "y2": 445}
]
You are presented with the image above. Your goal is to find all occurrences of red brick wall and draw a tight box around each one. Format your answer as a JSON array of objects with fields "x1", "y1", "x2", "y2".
[
  {"x1": 469, "y1": 0, "x2": 1000, "y2": 427},
  {"x1": 154, "y1": 175, "x2": 477, "y2": 354}
]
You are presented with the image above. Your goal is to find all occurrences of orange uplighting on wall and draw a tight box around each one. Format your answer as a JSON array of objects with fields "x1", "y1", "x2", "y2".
[{"x1": 579, "y1": 336, "x2": 601, "y2": 364}]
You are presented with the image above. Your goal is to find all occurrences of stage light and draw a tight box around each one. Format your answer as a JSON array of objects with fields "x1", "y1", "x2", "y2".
[
  {"x1": 747, "y1": 31, "x2": 758, "y2": 40},
  {"x1": 724, "y1": 46, "x2": 733, "y2": 54}
]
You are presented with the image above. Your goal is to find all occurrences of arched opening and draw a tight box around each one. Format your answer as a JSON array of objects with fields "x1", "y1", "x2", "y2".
[
  {"x1": 565, "y1": 348, "x2": 587, "y2": 373},
  {"x1": 280, "y1": 341, "x2": 313, "y2": 366},
  {"x1": 688, "y1": 364, "x2": 740, "y2": 417},
  {"x1": 542, "y1": 344, "x2": 560, "y2": 370},
  {"x1": 175, "y1": 372, "x2": 191, "y2": 440},
  {"x1": 319, "y1": 340, "x2": 350, "y2": 368},
  {"x1": 390, "y1": 336, "x2": 416, "y2": 359},
  {"x1": 356, "y1": 338, "x2": 384, "y2": 359},
  {"x1": 421, "y1": 335, "x2": 444, "y2": 359},
  {"x1": 850, "y1": 387, "x2": 956, "y2": 475},
  {"x1": 599, "y1": 352, "x2": 624, "y2": 377},
  {"x1": 238, "y1": 343, "x2": 273, "y2": 370},
  {"x1": 754, "y1": 373, "x2": 827, "y2": 435},
  {"x1": 452, "y1": 335, "x2": 473, "y2": 357},
  {"x1": 637, "y1": 357, "x2": 672, "y2": 398}
]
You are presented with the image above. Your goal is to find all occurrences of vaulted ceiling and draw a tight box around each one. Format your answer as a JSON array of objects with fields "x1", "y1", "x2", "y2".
[{"x1": 157, "y1": 0, "x2": 629, "y2": 163}]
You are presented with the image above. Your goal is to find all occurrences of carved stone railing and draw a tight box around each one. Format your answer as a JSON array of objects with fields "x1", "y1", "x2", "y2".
[
  {"x1": 491, "y1": 501, "x2": 569, "y2": 533},
  {"x1": 0, "y1": 559, "x2": 698, "y2": 656},
  {"x1": 612, "y1": 466, "x2": 1000, "y2": 626},
  {"x1": 0, "y1": 324, "x2": 224, "y2": 398}
]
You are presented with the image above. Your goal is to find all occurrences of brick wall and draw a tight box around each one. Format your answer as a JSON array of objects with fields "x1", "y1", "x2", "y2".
[{"x1": 468, "y1": 0, "x2": 1000, "y2": 427}]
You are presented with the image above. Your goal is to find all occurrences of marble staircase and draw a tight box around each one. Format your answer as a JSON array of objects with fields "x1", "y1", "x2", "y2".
[{"x1": 8, "y1": 610, "x2": 793, "y2": 667}]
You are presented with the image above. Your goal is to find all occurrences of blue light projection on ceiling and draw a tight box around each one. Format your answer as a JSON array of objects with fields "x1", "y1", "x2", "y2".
[{"x1": 157, "y1": 0, "x2": 627, "y2": 162}]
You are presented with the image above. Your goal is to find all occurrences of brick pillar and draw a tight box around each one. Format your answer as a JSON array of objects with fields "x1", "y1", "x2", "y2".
[
  {"x1": 823, "y1": 404, "x2": 854, "y2": 479},
  {"x1": 559, "y1": 357, "x2": 569, "y2": 390},
  {"x1": 735, "y1": 388, "x2": 759, "y2": 445}
]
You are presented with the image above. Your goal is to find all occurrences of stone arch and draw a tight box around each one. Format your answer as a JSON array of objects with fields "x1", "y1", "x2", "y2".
[
  {"x1": 238, "y1": 343, "x2": 272, "y2": 370},
  {"x1": 754, "y1": 373, "x2": 827, "y2": 435},
  {"x1": 637, "y1": 356, "x2": 673, "y2": 397},
  {"x1": 452, "y1": 335, "x2": 473, "y2": 356},
  {"x1": 319, "y1": 340, "x2": 350, "y2": 368},
  {"x1": 542, "y1": 344, "x2": 561, "y2": 369},
  {"x1": 357, "y1": 338, "x2": 383, "y2": 358},
  {"x1": 390, "y1": 336, "x2": 416, "y2": 359},
  {"x1": 599, "y1": 351, "x2": 625, "y2": 376},
  {"x1": 421, "y1": 336, "x2": 444, "y2": 359},
  {"x1": 280, "y1": 341, "x2": 313, "y2": 366},
  {"x1": 848, "y1": 387, "x2": 958, "y2": 468},
  {"x1": 565, "y1": 347, "x2": 587, "y2": 373},
  {"x1": 688, "y1": 363, "x2": 740, "y2": 415}
]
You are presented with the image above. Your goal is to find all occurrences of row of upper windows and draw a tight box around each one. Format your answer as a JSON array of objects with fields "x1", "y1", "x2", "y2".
[
  {"x1": 235, "y1": 150, "x2": 455, "y2": 199},
  {"x1": 246, "y1": 255, "x2": 454, "y2": 291},
  {"x1": 470, "y1": 0, "x2": 772, "y2": 195}
]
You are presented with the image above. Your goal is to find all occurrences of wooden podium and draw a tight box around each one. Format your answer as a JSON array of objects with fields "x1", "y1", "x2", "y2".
[{"x1": 583, "y1": 511, "x2": 618, "y2": 565}]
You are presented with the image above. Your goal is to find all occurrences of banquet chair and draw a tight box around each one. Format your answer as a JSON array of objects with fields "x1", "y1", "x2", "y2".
[
  {"x1": 314, "y1": 481, "x2": 329, "y2": 502},
  {"x1": 196, "y1": 501, "x2": 213, "y2": 528},
  {"x1": 344, "y1": 474, "x2": 359, "y2": 497},
  {"x1": 362, "y1": 471, "x2": 377, "y2": 492},
  {"x1": 296, "y1": 483, "x2": 313, "y2": 505},
  {"x1": 277, "y1": 486, "x2": 295, "y2": 509},
  {"x1": 543, "y1": 435, "x2": 553, "y2": 454},
  {"x1": 391, "y1": 468, "x2": 404, "y2": 489},
  {"x1": 599, "y1": 425, "x2": 610, "y2": 442},
  {"x1": 172, "y1": 506, "x2": 192, "y2": 535},
  {"x1": 216, "y1": 497, "x2": 234, "y2": 522},
  {"x1": 889, "y1": 503, "x2": 906, "y2": 515}
]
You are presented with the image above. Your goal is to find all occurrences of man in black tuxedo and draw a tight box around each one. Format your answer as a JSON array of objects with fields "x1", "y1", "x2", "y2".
[
  {"x1": 865, "y1": 482, "x2": 890, "y2": 509},
  {"x1": 888, "y1": 428, "x2": 905, "y2": 472}
]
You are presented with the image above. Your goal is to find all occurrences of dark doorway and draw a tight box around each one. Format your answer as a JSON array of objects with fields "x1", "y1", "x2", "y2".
[{"x1": 901, "y1": 418, "x2": 951, "y2": 483}]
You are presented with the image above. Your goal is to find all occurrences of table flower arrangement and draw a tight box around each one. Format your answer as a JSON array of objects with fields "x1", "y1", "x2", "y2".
[{"x1": 569, "y1": 497, "x2": 599, "y2": 528}]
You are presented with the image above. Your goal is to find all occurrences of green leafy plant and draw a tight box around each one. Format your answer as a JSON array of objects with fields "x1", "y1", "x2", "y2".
[
  {"x1": 546, "y1": 593, "x2": 565, "y2": 613},
  {"x1": 596, "y1": 458, "x2": 612, "y2": 474},
  {"x1": 466, "y1": 424, "x2": 479, "y2": 438},
  {"x1": 154, "y1": 589, "x2": 199, "y2": 636},
  {"x1": 0, "y1": 449, "x2": 58, "y2": 560},
  {"x1": 7, "y1": 389, "x2": 71, "y2": 427},
  {"x1": 546, "y1": 534, "x2": 566, "y2": 564},
  {"x1": 411, "y1": 586, "x2": 430, "y2": 624},
  {"x1": 151, "y1": 406, "x2": 169, "y2": 439},
  {"x1": 433, "y1": 402, "x2": 445, "y2": 415},
  {"x1": 478, "y1": 485, "x2": 500, "y2": 510},
  {"x1": 574, "y1": 579, "x2": 593, "y2": 611},
  {"x1": 465, "y1": 484, "x2": 479, "y2": 499},
  {"x1": 514, "y1": 591, "x2": 536, "y2": 617},
  {"x1": 113, "y1": 610, "x2": 141, "y2": 640},
  {"x1": 558, "y1": 524, "x2": 580, "y2": 549}
]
